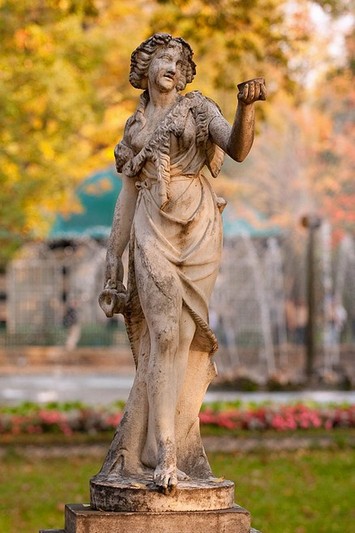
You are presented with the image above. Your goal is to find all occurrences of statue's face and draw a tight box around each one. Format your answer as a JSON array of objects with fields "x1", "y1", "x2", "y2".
[{"x1": 148, "y1": 45, "x2": 184, "y2": 93}]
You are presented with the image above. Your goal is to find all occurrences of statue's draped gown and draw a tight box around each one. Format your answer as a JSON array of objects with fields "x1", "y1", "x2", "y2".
[{"x1": 96, "y1": 91, "x2": 226, "y2": 481}]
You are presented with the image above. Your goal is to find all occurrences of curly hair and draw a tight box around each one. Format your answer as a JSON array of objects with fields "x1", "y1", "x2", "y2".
[{"x1": 129, "y1": 33, "x2": 196, "y2": 91}]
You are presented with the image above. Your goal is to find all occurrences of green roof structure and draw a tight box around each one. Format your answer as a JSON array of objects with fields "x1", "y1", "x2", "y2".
[
  {"x1": 49, "y1": 167, "x2": 121, "y2": 240},
  {"x1": 222, "y1": 204, "x2": 281, "y2": 239}
]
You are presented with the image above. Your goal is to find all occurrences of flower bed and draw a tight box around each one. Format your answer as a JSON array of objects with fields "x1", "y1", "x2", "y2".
[
  {"x1": 0, "y1": 401, "x2": 354, "y2": 436},
  {"x1": 200, "y1": 403, "x2": 355, "y2": 431},
  {"x1": 0, "y1": 402, "x2": 124, "y2": 436}
]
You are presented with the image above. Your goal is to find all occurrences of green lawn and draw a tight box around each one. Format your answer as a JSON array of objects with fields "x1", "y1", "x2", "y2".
[{"x1": 0, "y1": 447, "x2": 354, "y2": 533}]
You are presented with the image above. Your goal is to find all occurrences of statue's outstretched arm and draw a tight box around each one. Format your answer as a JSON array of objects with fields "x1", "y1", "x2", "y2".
[{"x1": 209, "y1": 78, "x2": 266, "y2": 163}]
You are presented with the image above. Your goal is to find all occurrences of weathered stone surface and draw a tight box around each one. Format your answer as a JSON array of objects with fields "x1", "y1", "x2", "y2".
[
  {"x1": 90, "y1": 475, "x2": 234, "y2": 512},
  {"x1": 93, "y1": 32, "x2": 266, "y2": 496},
  {"x1": 64, "y1": 503, "x2": 251, "y2": 533}
]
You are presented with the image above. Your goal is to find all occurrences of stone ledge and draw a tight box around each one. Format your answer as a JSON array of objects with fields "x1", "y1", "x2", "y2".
[
  {"x1": 90, "y1": 475, "x2": 235, "y2": 512},
  {"x1": 64, "y1": 503, "x2": 251, "y2": 533}
]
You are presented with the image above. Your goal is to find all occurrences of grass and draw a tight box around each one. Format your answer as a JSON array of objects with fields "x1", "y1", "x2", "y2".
[
  {"x1": 0, "y1": 446, "x2": 354, "y2": 533},
  {"x1": 213, "y1": 449, "x2": 355, "y2": 533}
]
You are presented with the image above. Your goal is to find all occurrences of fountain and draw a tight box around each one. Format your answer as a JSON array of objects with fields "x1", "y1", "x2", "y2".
[{"x1": 211, "y1": 233, "x2": 278, "y2": 381}]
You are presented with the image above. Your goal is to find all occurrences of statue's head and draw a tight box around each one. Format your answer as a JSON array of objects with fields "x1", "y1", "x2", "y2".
[{"x1": 129, "y1": 33, "x2": 196, "y2": 91}]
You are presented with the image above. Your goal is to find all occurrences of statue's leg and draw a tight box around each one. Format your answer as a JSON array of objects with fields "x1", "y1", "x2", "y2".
[
  {"x1": 145, "y1": 307, "x2": 196, "y2": 491},
  {"x1": 136, "y1": 264, "x2": 196, "y2": 491}
]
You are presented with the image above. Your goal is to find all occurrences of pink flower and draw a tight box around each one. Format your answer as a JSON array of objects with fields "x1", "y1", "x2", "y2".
[{"x1": 105, "y1": 413, "x2": 123, "y2": 428}]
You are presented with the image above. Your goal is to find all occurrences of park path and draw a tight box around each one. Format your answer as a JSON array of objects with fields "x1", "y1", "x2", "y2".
[{"x1": 1, "y1": 368, "x2": 355, "y2": 406}]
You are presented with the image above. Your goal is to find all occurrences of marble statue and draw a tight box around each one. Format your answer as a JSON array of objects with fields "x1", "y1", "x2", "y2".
[{"x1": 94, "y1": 32, "x2": 266, "y2": 496}]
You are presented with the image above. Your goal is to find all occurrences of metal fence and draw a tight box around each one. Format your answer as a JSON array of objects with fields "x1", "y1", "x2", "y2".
[{"x1": 1, "y1": 231, "x2": 354, "y2": 376}]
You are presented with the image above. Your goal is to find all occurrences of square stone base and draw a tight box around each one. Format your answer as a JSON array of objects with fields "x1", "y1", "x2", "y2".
[{"x1": 41, "y1": 503, "x2": 252, "y2": 533}]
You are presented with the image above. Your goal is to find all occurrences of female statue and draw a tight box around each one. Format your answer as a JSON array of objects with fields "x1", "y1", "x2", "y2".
[{"x1": 95, "y1": 33, "x2": 266, "y2": 494}]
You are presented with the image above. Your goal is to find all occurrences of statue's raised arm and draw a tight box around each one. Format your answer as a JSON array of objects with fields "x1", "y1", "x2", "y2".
[{"x1": 209, "y1": 77, "x2": 267, "y2": 162}]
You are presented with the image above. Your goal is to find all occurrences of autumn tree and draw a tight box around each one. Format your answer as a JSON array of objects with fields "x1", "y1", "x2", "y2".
[
  {"x1": 211, "y1": 1, "x2": 354, "y2": 237},
  {"x1": 308, "y1": 30, "x2": 355, "y2": 238},
  {"x1": 1, "y1": 0, "x2": 352, "y2": 267},
  {"x1": 0, "y1": 0, "x2": 148, "y2": 266}
]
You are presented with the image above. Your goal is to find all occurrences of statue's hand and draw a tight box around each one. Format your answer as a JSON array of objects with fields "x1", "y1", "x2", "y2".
[
  {"x1": 237, "y1": 77, "x2": 266, "y2": 104},
  {"x1": 99, "y1": 284, "x2": 127, "y2": 318}
]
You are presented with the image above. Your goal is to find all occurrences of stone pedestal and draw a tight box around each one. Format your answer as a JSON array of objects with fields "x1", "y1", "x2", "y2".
[
  {"x1": 42, "y1": 502, "x2": 251, "y2": 533},
  {"x1": 40, "y1": 475, "x2": 257, "y2": 533},
  {"x1": 40, "y1": 479, "x2": 261, "y2": 532}
]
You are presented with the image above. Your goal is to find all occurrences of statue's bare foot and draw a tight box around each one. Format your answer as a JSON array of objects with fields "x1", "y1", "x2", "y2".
[{"x1": 154, "y1": 463, "x2": 177, "y2": 494}]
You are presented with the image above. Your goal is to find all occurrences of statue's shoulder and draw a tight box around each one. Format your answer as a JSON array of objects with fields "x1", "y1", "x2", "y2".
[
  {"x1": 183, "y1": 91, "x2": 223, "y2": 129},
  {"x1": 124, "y1": 114, "x2": 136, "y2": 132},
  {"x1": 185, "y1": 91, "x2": 222, "y2": 113},
  {"x1": 185, "y1": 91, "x2": 222, "y2": 122},
  {"x1": 123, "y1": 91, "x2": 148, "y2": 137},
  {"x1": 184, "y1": 92, "x2": 224, "y2": 177}
]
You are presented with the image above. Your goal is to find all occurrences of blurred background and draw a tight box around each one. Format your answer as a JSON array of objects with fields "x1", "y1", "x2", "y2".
[
  {"x1": 1, "y1": 2, "x2": 354, "y2": 533},
  {"x1": 0, "y1": 0, "x2": 354, "y2": 391}
]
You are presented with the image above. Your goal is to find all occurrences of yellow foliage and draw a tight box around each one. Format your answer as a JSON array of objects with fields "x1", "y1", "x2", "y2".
[{"x1": 1, "y1": 0, "x2": 353, "y2": 265}]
